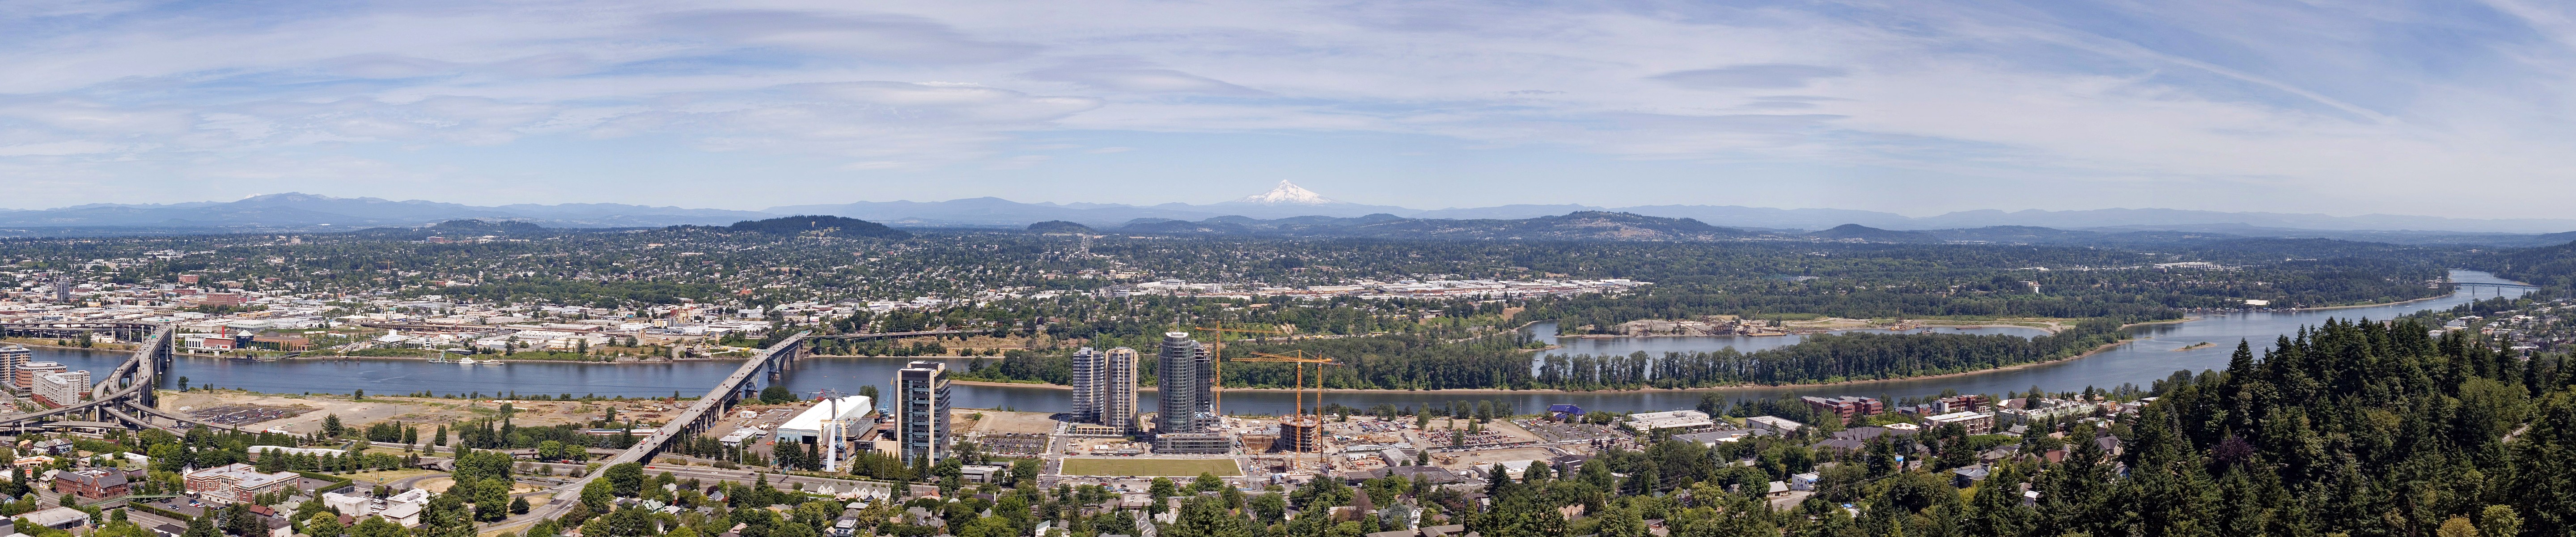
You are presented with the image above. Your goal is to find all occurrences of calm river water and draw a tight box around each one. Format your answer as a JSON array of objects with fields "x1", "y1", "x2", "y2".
[{"x1": 30, "y1": 270, "x2": 2529, "y2": 414}]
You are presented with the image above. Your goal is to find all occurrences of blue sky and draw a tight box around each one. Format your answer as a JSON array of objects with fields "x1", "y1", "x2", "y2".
[{"x1": 4, "y1": 0, "x2": 2575, "y2": 217}]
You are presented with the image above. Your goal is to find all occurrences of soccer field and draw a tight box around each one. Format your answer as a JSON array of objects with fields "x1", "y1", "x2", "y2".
[{"x1": 1059, "y1": 457, "x2": 1243, "y2": 477}]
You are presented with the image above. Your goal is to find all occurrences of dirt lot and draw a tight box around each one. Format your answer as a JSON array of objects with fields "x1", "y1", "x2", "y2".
[
  {"x1": 1430, "y1": 447, "x2": 1557, "y2": 472},
  {"x1": 1425, "y1": 418, "x2": 1543, "y2": 443},
  {"x1": 159, "y1": 391, "x2": 491, "y2": 434},
  {"x1": 955, "y1": 409, "x2": 1058, "y2": 435},
  {"x1": 158, "y1": 390, "x2": 711, "y2": 438}
]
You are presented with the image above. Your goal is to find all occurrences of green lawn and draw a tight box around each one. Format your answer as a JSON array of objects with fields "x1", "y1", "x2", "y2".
[{"x1": 1059, "y1": 457, "x2": 1242, "y2": 477}]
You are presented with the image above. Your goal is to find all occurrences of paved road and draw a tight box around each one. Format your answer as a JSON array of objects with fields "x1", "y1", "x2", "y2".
[{"x1": 640, "y1": 464, "x2": 896, "y2": 497}]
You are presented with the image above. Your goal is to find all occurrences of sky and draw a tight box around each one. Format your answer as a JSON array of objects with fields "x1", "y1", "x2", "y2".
[{"x1": 5, "y1": 0, "x2": 2576, "y2": 217}]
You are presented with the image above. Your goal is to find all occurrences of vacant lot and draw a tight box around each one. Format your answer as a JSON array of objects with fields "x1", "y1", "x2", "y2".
[
  {"x1": 1060, "y1": 457, "x2": 1241, "y2": 477},
  {"x1": 161, "y1": 391, "x2": 486, "y2": 433},
  {"x1": 960, "y1": 409, "x2": 1058, "y2": 434}
]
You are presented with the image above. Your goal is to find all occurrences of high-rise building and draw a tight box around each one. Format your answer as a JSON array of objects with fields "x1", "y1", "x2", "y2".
[
  {"x1": 1154, "y1": 333, "x2": 1229, "y2": 453},
  {"x1": 897, "y1": 361, "x2": 952, "y2": 464},
  {"x1": 1071, "y1": 348, "x2": 1097, "y2": 421},
  {"x1": 1071, "y1": 347, "x2": 1139, "y2": 433},
  {"x1": 1156, "y1": 332, "x2": 1205, "y2": 434},
  {"x1": 0, "y1": 345, "x2": 28, "y2": 390}
]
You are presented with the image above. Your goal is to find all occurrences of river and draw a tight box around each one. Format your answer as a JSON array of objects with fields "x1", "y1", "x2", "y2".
[{"x1": 25, "y1": 270, "x2": 2529, "y2": 414}]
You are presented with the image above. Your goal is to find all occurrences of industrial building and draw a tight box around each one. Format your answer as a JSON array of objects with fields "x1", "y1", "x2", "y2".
[
  {"x1": 775, "y1": 396, "x2": 873, "y2": 445},
  {"x1": 1071, "y1": 346, "x2": 1140, "y2": 433},
  {"x1": 1622, "y1": 409, "x2": 1717, "y2": 433},
  {"x1": 897, "y1": 361, "x2": 952, "y2": 464}
]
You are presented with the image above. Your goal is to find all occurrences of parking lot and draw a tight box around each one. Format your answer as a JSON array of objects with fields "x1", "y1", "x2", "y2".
[
  {"x1": 189, "y1": 405, "x2": 315, "y2": 425},
  {"x1": 981, "y1": 433, "x2": 1049, "y2": 455}
]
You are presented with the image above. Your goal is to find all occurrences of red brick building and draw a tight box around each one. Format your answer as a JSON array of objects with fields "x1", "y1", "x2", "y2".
[
  {"x1": 1801, "y1": 396, "x2": 1886, "y2": 419},
  {"x1": 55, "y1": 468, "x2": 130, "y2": 499}
]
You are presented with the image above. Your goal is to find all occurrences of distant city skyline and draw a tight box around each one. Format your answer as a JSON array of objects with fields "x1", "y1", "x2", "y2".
[{"x1": 9, "y1": 2, "x2": 2576, "y2": 219}]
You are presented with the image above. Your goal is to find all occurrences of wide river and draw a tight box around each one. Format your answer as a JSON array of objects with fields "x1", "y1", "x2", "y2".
[{"x1": 29, "y1": 270, "x2": 2529, "y2": 414}]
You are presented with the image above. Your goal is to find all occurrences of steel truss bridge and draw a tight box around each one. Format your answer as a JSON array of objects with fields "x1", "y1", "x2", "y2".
[{"x1": 2450, "y1": 281, "x2": 2539, "y2": 289}]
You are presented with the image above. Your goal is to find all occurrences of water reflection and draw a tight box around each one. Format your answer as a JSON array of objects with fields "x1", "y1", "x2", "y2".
[{"x1": 35, "y1": 270, "x2": 2525, "y2": 414}]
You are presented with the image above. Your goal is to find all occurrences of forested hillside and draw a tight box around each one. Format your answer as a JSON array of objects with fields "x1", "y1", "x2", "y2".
[
  {"x1": 2481, "y1": 239, "x2": 2576, "y2": 288},
  {"x1": 1343, "y1": 318, "x2": 2574, "y2": 537}
]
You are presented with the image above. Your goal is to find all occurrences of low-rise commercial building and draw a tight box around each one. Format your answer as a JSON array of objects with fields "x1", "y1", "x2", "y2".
[
  {"x1": 1745, "y1": 416, "x2": 1805, "y2": 434},
  {"x1": 55, "y1": 467, "x2": 129, "y2": 499},
  {"x1": 1622, "y1": 409, "x2": 1717, "y2": 433},
  {"x1": 185, "y1": 463, "x2": 299, "y2": 504},
  {"x1": 324, "y1": 489, "x2": 432, "y2": 527}
]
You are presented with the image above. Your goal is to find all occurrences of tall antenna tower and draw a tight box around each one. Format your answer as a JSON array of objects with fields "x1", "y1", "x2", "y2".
[{"x1": 813, "y1": 388, "x2": 845, "y2": 472}]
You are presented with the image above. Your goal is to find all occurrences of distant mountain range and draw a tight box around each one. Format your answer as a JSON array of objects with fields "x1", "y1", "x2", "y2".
[{"x1": 4, "y1": 183, "x2": 2574, "y2": 245}]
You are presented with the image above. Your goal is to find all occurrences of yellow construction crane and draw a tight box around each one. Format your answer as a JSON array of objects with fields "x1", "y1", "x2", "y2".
[
  {"x1": 1192, "y1": 325, "x2": 1295, "y2": 413},
  {"x1": 1233, "y1": 349, "x2": 1340, "y2": 463},
  {"x1": 1232, "y1": 350, "x2": 1336, "y2": 419}
]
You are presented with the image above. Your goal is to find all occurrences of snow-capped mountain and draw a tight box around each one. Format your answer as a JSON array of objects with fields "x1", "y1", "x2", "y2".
[{"x1": 1235, "y1": 180, "x2": 1336, "y2": 205}]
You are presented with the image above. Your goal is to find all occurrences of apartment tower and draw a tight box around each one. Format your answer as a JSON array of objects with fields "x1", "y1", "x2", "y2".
[
  {"x1": 896, "y1": 361, "x2": 952, "y2": 464},
  {"x1": 1154, "y1": 332, "x2": 1229, "y2": 453},
  {"x1": 1071, "y1": 347, "x2": 1140, "y2": 433}
]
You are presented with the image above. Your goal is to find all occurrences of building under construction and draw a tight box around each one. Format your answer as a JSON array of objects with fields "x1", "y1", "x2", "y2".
[{"x1": 1277, "y1": 416, "x2": 1322, "y2": 453}]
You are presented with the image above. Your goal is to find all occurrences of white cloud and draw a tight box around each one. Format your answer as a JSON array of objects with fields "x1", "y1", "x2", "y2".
[
  {"x1": 0, "y1": 140, "x2": 120, "y2": 156},
  {"x1": 0, "y1": 0, "x2": 2572, "y2": 215}
]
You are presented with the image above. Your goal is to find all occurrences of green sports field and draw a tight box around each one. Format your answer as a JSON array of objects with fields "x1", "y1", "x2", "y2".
[{"x1": 1059, "y1": 457, "x2": 1243, "y2": 477}]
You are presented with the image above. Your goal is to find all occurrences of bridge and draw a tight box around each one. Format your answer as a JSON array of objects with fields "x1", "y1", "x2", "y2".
[
  {"x1": 497, "y1": 328, "x2": 989, "y2": 533},
  {"x1": 0, "y1": 322, "x2": 230, "y2": 433},
  {"x1": 601, "y1": 328, "x2": 990, "y2": 465},
  {"x1": 2450, "y1": 281, "x2": 2539, "y2": 289}
]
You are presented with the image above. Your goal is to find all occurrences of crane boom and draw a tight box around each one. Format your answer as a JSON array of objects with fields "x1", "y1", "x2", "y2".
[{"x1": 1192, "y1": 325, "x2": 1296, "y2": 418}]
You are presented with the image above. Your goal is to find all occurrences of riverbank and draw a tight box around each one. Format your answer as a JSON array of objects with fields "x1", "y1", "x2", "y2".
[
  {"x1": 1554, "y1": 317, "x2": 2077, "y2": 339},
  {"x1": 287, "y1": 353, "x2": 749, "y2": 364},
  {"x1": 0, "y1": 338, "x2": 137, "y2": 352},
  {"x1": 2289, "y1": 293, "x2": 2452, "y2": 311},
  {"x1": 947, "y1": 333, "x2": 2142, "y2": 396}
]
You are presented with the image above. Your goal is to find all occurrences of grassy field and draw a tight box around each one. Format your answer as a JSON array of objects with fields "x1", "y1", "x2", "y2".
[{"x1": 1059, "y1": 457, "x2": 1242, "y2": 477}]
